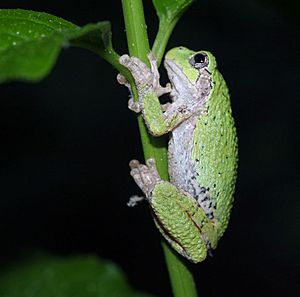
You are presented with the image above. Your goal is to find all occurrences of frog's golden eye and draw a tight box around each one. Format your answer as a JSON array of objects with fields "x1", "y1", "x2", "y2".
[{"x1": 189, "y1": 53, "x2": 209, "y2": 69}]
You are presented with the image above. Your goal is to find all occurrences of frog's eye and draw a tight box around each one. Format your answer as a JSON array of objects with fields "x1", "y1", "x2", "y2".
[{"x1": 189, "y1": 53, "x2": 209, "y2": 69}]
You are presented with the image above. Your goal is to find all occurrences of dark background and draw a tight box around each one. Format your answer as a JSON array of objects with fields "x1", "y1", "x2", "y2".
[{"x1": 0, "y1": 1, "x2": 299, "y2": 296}]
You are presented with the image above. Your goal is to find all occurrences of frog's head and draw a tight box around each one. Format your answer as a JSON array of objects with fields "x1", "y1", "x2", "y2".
[{"x1": 164, "y1": 47, "x2": 217, "y2": 86}]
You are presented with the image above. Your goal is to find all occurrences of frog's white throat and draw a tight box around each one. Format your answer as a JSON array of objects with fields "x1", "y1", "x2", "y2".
[{"x1": 164, "y1": 58, "x2": 200, "y2": 103}]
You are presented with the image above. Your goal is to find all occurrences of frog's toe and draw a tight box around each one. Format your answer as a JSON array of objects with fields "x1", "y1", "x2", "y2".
[{"x1": 128, "y1": 98, "x2": 141, "y2": 113}]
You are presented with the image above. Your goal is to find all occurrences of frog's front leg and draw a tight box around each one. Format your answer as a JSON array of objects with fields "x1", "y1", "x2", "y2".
[
  {"x1": 119, "y1": 54, "x2": 198, "y2": 136},
  {"x1": 119, "y1": 54, "x2": 171, "y2": 98}
]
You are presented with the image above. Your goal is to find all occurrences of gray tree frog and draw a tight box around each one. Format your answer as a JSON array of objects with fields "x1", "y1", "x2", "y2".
[{"x1": 118, "y1": 47, "x2": 238, "y2": 263}]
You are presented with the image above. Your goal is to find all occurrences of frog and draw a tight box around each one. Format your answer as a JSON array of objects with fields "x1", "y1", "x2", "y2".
[{"x1": 118, "y1": 47, "x2": 238, "y2": 263}]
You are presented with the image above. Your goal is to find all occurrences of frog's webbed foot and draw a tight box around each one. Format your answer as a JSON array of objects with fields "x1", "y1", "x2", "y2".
[
  {"x1": 147, "y1": 53, "x2": 171, "y2": 97},
  {"x1": 119, "y1": 54, "x2": 170, "y2": 98},
  {"x1": 117, "y1": 73, "x2": 130, "y2": 88},
  {"x1": 128, "y1": 98, "x2": 142, "y2": 113},
  {"x1": 129, "y1": 158, "x2": 161, "y2": 200},
  {"x1": 117, "y1": 73, "x2": 142, "y2": 113}
]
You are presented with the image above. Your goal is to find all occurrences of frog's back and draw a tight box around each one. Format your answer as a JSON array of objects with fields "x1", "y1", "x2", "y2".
[{"x1": 192, "y1": 69, "x2": 238, "y2": 239}]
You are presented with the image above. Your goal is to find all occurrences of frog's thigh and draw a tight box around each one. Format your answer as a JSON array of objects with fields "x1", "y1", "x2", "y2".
[{"x1": 151, "y1": 183, "x2": 208, "y2": 263}]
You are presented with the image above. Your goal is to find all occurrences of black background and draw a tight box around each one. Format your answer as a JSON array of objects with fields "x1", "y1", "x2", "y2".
[{"x1": 0, "y1": 1, "x2": 299, "y2": 296}]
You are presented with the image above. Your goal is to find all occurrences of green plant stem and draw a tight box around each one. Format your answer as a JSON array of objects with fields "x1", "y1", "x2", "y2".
[
  {"x1": 121, "y1": 1, "x2": 198, "y2": 297},
  {"x1": 121, "y1": 0, "x2": 168, "y2": 178},
  {"x1": 162, "y1": 242, "x2": 198, "y2": 297},
  {"x1": 152, "y1": 19, "x2": 177, "y2": 66}
]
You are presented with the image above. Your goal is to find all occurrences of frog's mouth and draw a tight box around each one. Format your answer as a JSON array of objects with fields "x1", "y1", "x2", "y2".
[
  {"x1": 164, "y1": 59, "x2": 192, "y2": 87},
  {"x1": 164, "y1": 59, "x2": 199, "y2": 98},
  {"x1": 165, "y1": 59, "x2": 186, "y2": 81}
]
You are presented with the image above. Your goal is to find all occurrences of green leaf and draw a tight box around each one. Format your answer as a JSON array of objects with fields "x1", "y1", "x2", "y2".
[
  {"x1": 0, "y1": 254, "x2": 155, "y2": 297},
  {"x1": 153, "y1": 0, "x2": 195, "y2": 23},
  {"x1": 0, "y1": 9, "x2": 120, "y2": 83}
]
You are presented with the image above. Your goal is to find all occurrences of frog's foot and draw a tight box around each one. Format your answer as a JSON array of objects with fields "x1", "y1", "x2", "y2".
[
  {"x1": 117, "y1": 73, "x2": 142, "y2": 113},
  {"x1": 117, "y1": 73, "x2": 130, "y2": 89},
  {"x1": 119, "y1": 54, "x2": 170, "y2": 97},
  {"x1": 147, "y1": 53, "x2": 171, "y2": 97},
  {"x1": 129, "y1": 158, "x2": 161, "y2": 199},
  {"x1": 119, "y1": 55, "x2": 153, "y2": 92},
  {"x1": 128, "y1": 98, "x2": 142, "y2": 113}
]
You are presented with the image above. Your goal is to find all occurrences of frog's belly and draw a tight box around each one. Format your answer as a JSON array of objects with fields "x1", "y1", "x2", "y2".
[{"x1": 168, "y1": 117, "x2": 201, "y2": 198}]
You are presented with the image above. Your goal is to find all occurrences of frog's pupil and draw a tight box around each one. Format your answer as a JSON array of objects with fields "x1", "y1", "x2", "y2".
[{"x1": 194, "y1": 53, "x2": 206, "y2": 64}]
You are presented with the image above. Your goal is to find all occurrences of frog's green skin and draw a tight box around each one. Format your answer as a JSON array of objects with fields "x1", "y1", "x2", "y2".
[{"x1": 120, "y1": 47, "x2": 238, "y2": 263}]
